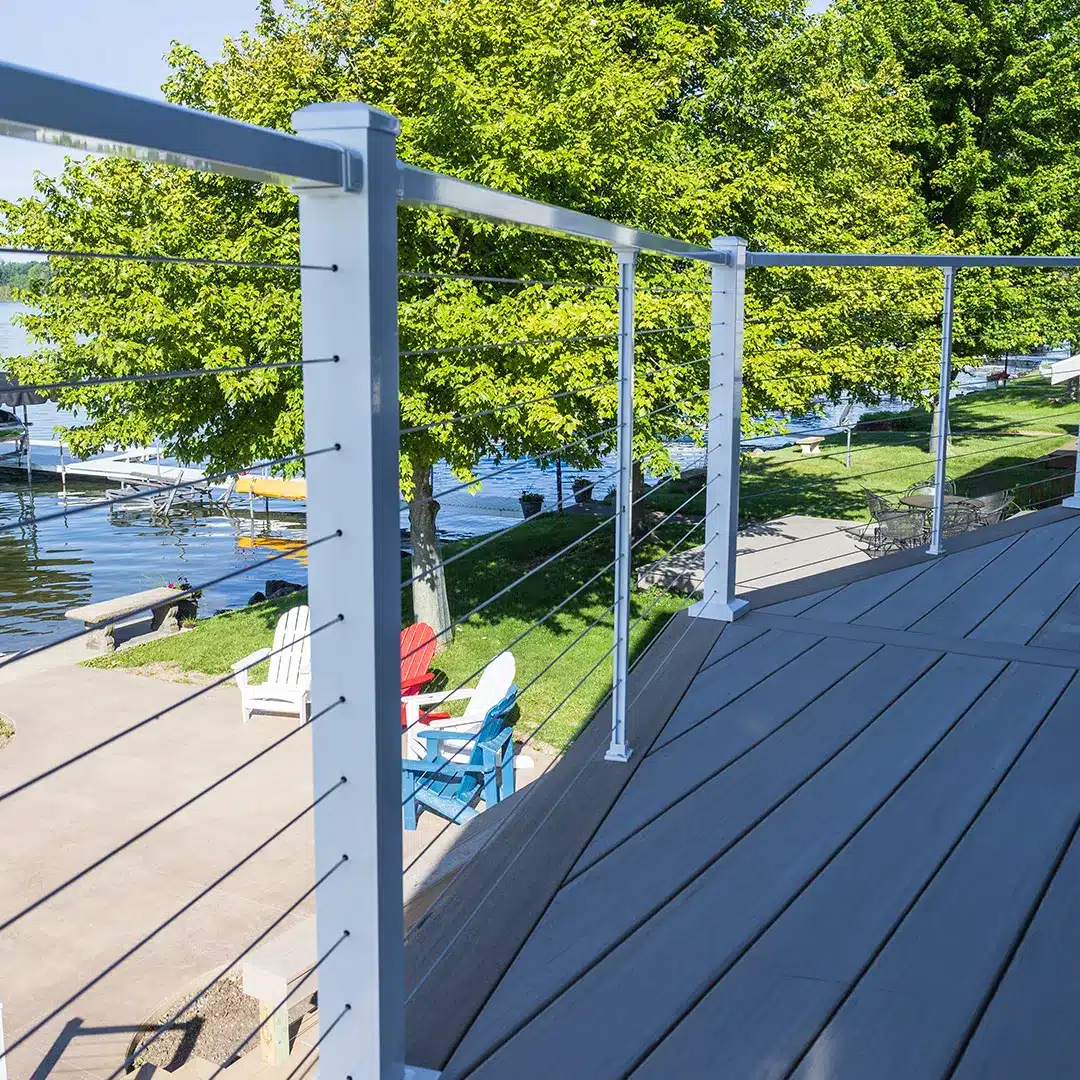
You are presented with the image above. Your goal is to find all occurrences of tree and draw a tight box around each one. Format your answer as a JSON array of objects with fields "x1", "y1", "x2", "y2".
[
  {"x1": 834, "y1": 0, "x2": 1080, "y2": 361},
  {"x1": 1, "y1": 0, "x2": 944, "y2": 646}
]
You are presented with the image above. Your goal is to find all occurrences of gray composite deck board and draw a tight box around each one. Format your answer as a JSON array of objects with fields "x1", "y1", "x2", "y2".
[
  {"x1": 908, "y1": 516, "x2": 1080, "y2": 638},
  {"x1": 487, "y1": 645, "x2": 941, "y2": 1046},
  {"x1": 575, "y1": 637, "x2": 887, "y2": 870},
  {"x1": 444, "y1": 653, "x2": 1005, "y2": 1080},
  {"x1": 854, "y1": 535, "x2": 1020, "y2": 630},
  {"x1": 951, "y1": 805, "x2": 1080, "y2": 1078},
  {"x1": 969, "y1": 521, "x2": 1080, "y2": 644},
  {"x1": 790, "y1": 559, "x2": 935, "y2": 624},
  {"x1": 758, "y1": 585, "x2": 842, "y2": 615},
  {"x1": 652, "y1": 628, "x2": 822, "y2": 750},
  {"x1": 630, "y1": 661, "x2": 1074, "y2": 1080},
  {"x1": 790, "y1": 672, "x2": 1080, "y2": 1080},
  {"x1": 1028, "y1": 579, "x2": 1080, "y2": 651}
]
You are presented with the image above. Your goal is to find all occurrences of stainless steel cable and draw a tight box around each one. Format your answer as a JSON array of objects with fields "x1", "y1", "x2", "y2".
[
  {"x1": 0, "y1": 615, "x2": 344, "y2": 806},
  {"x1": 0, "y1": 445, "x2": 338, "y2": 536},
  {"x1": 0, "y1": 697, "x2": 345, "y2": 935},
  {"x1": 421, "y1": 424, "x2": 619, "y2": 508},
  {"x1": 4, "y1": 356, "x2": 338, "y2": 395},
  {"x1": 401, "y1": 551, "x2": 622, "y2": 737},
  {"x1": 399, "y1": 271, "x2": 614, "y2": 290},
  {"x1": 401, "y1": 464, "x2": 621, "y2": 590},
  {"x1": 0, "y1": 245, "x2": 335, "y2": 271},
  {"x1": 111, "y1": 856, "x2": 349, "y2": 1079},
  {"x1": 0, "y1": 780, "x2": 347, "y2": 1064},
  {"x1": 0, "y1": 530, "x2": 340, "y2": 673},
  {"x1": 281, "y1": 1002, "x2": 352, "y2": 1080},
  {"x1": 206, "y1": 936, "x2": 352, "y2": 1080},
  {"x1": 401, "y1": 331, "x2": 618, "y2": 358},
  {"x1": 636, "y1": 324, "x2": 710, "y2": 337},
  {"x1": 399, "y1": 514, "x2": 617, "y2": 671},
  {"x1": 400, "y1": 377, "x2": 619, "y2": 436}
]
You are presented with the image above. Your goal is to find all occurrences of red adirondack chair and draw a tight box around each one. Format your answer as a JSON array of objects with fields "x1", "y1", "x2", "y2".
[{"x1": 400, "y1": 622, "x2": 445, "y2": 727}]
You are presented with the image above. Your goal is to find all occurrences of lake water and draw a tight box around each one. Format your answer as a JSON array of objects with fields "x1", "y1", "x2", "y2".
[{"x1": 0, "y1": 300, "x2": 1048, "y2": 652}]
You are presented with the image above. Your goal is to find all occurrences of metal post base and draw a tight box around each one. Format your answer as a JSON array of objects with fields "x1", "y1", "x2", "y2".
[
  {"x1": 604, "y1": 744, "x2": 633, "y2": 763},
  {"x1": 687, "y1": 595, "x2": 750, "y2": 622},
  {"x1": 1062, "y1": 495, "x2": 1080, "y2": 509},
  {"x1": 404, "y1": 1067, "x2": 442, "y2": 1079}
]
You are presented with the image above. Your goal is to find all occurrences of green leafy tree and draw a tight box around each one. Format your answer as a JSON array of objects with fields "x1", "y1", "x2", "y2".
[{"x1": 1, "y1": 0, "x2": 939, "y2": 644}]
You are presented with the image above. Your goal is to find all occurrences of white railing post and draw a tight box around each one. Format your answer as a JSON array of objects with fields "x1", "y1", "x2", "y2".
[
  {"x1": 606, "y1": 246, "x2": 637, "y2": 763},
  {"x1": 292, "y1": 103, "x2": 405, "y2": 1080},
  {"x1": 929, "y1": 266, "x2": 957, "y2": 556},
  {"x1": 689, "y1": 236, "x2": 749, "y2": 622}
]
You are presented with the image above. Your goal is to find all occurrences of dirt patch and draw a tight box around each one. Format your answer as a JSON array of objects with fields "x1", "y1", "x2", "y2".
[
  {"x1": 0, "y1": 712, "x2": 13, "y2": 750},
  {"x1": 132, "y1": 976, "x2": 315, "y2": 1071},
  {"x1": 127, "y1": 661, "x2": 222, "y2": 687}
]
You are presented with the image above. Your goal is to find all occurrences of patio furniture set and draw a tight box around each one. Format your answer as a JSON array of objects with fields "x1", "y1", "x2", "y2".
[
  {"x1": 233, "y1": 608, "x2": 522, "y2": 831},
  {"x1": 859, "y1": 482, "x2": 1016, "y2": 557}
]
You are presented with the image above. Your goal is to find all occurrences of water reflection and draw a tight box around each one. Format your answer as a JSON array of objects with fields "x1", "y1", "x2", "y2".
[{"x1": 0, "y1": 480, "x2": 308, "y2": 653}]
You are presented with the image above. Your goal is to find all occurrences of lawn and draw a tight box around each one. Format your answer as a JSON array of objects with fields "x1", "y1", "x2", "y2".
[
  {"x1": 647, "y1": 375, "x2": 1080, "y2": 522},
  {"x1": 89, "y1": 512, "x2": 693, "y2": 753}
]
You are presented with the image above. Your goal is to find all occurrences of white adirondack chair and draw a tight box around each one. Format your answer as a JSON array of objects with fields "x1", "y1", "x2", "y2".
[
  {"x1": 403, "y1": 651, "x2": 525, "y2": 763},
  {"x1": 233, "y1": 605, "x2": 311, "y2": 723}
]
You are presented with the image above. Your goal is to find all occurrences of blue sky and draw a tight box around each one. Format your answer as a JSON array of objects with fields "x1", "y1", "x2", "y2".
[
  {"x1": 0, "y1": 0, "x2": 258, "y2": 202},
  {"x1": 1, "y1": 0, "x2": 833, "y2": 204}
]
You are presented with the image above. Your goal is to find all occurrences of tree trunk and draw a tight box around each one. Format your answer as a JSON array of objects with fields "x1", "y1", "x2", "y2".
[
  {"x1": 409, "y1": 462, "x2": 452, "y2": 653},
  {"x1": 929, "y1": 396, "x2": 951, "y2": 459}
]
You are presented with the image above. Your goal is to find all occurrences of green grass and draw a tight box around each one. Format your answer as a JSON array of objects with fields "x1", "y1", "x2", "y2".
[
  {"x1": 647, "y1": 375, "x2": 1079, "y2": 522},
  {"x1": 89, "y1": 513, "x2": 691, "y2": 752}
]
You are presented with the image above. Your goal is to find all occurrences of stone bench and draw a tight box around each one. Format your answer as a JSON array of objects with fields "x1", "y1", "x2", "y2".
[
  {"x1": 65, "y1": 587, "x2": 182, "y2": 652},
  {"x1": 795, "y1": 435, "x2": 825, "y2": 454}
]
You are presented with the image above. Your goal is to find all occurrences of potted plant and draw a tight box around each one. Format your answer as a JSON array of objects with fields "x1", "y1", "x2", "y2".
[
  {"x1": 571, "y1": 476, "x2": 595, "y2": 505},
  {"x1": 988, "y1": 369, "x2": 1010, "y2": 388},
  {"x1": 167, "y1": 576, "x2": 201, "y2": 623},
  {"x1": 519, "y1": 489, "x2": 545, "y2": 518}
]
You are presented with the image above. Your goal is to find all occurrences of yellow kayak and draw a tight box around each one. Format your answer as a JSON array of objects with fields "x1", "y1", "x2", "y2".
[{"x1": 234, "y1": 475, "x2": 307, "y2": 500}]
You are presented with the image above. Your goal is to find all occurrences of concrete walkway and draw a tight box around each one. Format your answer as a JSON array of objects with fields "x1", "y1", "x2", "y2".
[
  {"x1": 0, "y1": 663, "x2": 545, "y2": 1080},
  {"x1": 636, "y1": 514, "x2": 870, "y2": 599}
]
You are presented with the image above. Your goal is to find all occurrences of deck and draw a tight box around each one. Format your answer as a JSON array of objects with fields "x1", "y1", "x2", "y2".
[{"x1": 406, "y1": 505, "x2": 1080, "y2": 1079}]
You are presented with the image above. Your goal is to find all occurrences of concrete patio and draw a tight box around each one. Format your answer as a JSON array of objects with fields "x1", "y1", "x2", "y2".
[{"x1": 0, "y1": 658, "x2": 539, "y2": 1080}]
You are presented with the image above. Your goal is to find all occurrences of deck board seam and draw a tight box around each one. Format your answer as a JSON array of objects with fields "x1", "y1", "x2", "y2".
[
  {"x1": 463, "y1": 653, "x2": 965, "y2": 1076},
  {"x1": 751, "y1": 612, "x2": 1080, "y2": 670},
  {"x1": 1021, "y1": 573, "x2": 1080, "y2": 648},
  {"x1": 777, "y1": 668, "x2": 1078, "y2": 1080},
  {"x1": 568, "y1": 642, "x2": 896, "y2": 883},
  {"x1": 650, "y1": 631, "x2": 825, "y2": 755}
]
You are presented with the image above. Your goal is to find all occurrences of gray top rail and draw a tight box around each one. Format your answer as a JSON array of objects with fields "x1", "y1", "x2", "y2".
[
  {"x1": 0, "y1": 61, "x2": 346, "y2": 188},
  {"x1": 746, "y1": 252, "x2": 1080, "y2": 268},
  {"x1": 398, "y1": 163, "x2": 724, "y2": 261}
]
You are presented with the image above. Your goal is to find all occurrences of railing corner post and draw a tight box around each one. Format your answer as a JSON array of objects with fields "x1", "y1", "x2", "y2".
[
  {"x1": 688, "y1": 235, "x2": 750, "y2": 623},
  {"x1": 606, "y1": 245, "x2": 637, "y2": 764},
  {"x1": 293, "y1": 100, "x2": 405, "y2": 1080}
]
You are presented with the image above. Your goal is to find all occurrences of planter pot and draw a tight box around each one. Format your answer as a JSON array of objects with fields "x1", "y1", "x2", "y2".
[
  {"x1": 519, "y1": 496, "x2": 544, "y2": 519},
  {"x1": 572, "y1": 484, "x2": 594, "y2": 505}
]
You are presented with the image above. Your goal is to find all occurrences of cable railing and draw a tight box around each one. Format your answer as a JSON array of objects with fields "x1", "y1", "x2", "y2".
[{"x1": 5, "y1": 60, "x2": 1080, "y2": 1080}]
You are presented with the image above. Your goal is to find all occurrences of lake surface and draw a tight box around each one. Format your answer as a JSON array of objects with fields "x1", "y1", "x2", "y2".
[{"x1": 0, "y1": 300, "x2": 1050, "y2": 653}]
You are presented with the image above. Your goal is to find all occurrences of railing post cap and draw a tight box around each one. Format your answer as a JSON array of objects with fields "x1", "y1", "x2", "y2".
[{"x1": 292, "y1": 101, "x2": 401, "y2": 137}]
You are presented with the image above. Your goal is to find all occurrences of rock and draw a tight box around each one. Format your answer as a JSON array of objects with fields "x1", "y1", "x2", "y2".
[
  {"x1": 248, "y1": 591, "x2": 267, "y2": 606},
  {"x1": 265, "y1": 579, "x2": 303, "y2": 601}
]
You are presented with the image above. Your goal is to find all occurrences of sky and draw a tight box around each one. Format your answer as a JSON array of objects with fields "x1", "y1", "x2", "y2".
[{"x1": 0, "y1": 0, "x2": 259, "y2": 202}]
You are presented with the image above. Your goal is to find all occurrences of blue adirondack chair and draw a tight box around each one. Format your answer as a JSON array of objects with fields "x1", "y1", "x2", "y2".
[{"x1": 402, "y1": 685, "x2": 518, "y2": 830}]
